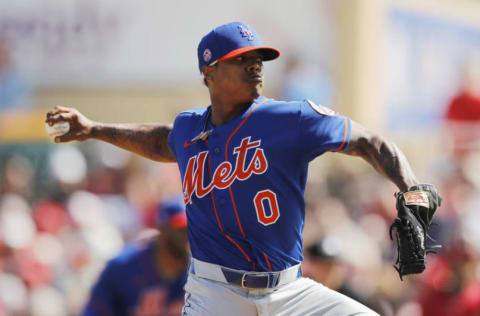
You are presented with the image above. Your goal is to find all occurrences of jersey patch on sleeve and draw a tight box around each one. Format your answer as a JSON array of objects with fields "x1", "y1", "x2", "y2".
[{"x1": 306, "y1": 99, "x2": 338, "y2": 116}]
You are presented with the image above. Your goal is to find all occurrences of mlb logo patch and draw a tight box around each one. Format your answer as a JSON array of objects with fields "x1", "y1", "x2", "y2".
[
  {"x1": 203, "y1": 49, "x2": 212, "y2": 63},
  {"x1": 405, "y1": 191, "x2": 430, "y2": 208},
  {"x1": 238, "y1": 25, "x2": 254, "y2": 41},
  {"x1": 306, "y1": 99, "x2": 337, "y2": 116}
]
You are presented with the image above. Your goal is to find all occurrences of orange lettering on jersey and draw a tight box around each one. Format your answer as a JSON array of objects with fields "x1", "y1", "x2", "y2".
[
  {"x1": 233, "y1": 137, "x2": 262, "y2": 180},
  {"x1": 248, "y1": 148, "x2": 269, "y2": 175},
  {"x1": 183, "y1": 137, "x2": 268, "y2": 204},
  {"x1": 213, "y1": 162, "x2": 235, "y2": 189}
]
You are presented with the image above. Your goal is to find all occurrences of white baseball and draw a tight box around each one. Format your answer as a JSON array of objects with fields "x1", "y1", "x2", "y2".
[{"x1": 45, "y1": 121, "x2": 70, "y2": 137}]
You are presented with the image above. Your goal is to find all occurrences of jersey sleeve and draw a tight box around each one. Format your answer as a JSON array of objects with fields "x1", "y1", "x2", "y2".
[
  {"x1": 82, "y1": 261, "x2": 121, "y2": 316},
  {"x1": 168, "y1": 109, "x2": 205, "y2": 159},
  {"x1": 298, "y1": 99, "x2": 351, "y2": 162}
]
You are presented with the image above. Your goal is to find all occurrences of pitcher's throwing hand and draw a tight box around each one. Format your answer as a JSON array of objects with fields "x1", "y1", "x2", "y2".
[{"x1": 45, "y1": 106, "x2": 94, "y2": 143}]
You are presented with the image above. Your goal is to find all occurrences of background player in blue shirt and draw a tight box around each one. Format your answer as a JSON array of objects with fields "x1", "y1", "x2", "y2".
[
  {"x1": 83, "y1": 195, "x2": 189, "y2": 316},
  {"x1": 47, "y1": 22, "x2": 439, "y2": 315}
]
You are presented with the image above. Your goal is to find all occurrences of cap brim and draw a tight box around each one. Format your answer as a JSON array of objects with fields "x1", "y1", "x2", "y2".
[{"x1": 217, "y1": 46, "x2": 280, "y2": 63}]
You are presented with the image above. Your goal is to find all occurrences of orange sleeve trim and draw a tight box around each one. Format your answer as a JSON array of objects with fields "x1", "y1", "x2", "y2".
[{"x1": 328, "y1": 116, "x2": 349, "y2": 152}]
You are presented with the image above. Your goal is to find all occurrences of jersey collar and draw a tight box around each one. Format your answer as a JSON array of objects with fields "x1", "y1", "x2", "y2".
[{"x1": 190, "y1": 96, "x2": 267, "y2": 144}]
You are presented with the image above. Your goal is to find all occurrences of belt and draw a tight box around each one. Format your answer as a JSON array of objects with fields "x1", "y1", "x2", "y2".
[{"x1": 189, "y1": 258, "x2": 302, "y2": 289}]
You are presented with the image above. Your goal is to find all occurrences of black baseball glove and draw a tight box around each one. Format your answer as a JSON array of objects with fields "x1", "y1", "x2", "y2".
[{"x1": 389, "y1": 184, "x2": 442, "y2": 280}]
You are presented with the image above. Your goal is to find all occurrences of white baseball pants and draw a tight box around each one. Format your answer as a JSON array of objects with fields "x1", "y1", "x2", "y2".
[{"x1": 182, "y1": 260, "x2": 379, "y2": 316}]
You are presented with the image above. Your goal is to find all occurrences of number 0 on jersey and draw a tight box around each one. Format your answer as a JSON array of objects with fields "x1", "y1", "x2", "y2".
[{"x1": 253, "y1": 190, "x2": 280, "y2": 226}]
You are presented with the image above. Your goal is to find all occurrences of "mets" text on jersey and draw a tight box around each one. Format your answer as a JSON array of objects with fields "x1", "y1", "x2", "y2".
[{"x1": 183, "y1": 137, "x2": 268, "y2": 204}]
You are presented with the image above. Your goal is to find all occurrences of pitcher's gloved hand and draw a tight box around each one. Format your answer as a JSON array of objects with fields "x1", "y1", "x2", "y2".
[{"x1": 389, "y1": 184, "x2": 442, "y2": 280}]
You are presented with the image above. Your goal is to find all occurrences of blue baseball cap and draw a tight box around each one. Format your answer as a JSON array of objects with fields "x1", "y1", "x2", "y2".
[
  {"x1": 197, "y1": 22, "x2": 280, "y2": 73},
  {"x1": 156, "y1": 195, "x2": 187, "y2": 229}
]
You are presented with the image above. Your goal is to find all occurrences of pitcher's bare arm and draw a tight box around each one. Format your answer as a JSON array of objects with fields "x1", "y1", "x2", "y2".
[{"x1": 46, "y1": 106, "x2": 175, "y2": 162}]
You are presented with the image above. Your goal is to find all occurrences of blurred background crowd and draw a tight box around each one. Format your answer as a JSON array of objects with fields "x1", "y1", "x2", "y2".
[{"x1": 1, "y1": 0, "x2": 480, "y2": 315}]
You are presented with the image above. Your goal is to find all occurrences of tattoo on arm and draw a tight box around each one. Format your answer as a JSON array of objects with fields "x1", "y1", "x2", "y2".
[
  {"x1": 342, "y1": 121, "x2": 417, "y2": 191},
  {"x1": 92, "y1": 123, "x2": 176, "y2": 162}
]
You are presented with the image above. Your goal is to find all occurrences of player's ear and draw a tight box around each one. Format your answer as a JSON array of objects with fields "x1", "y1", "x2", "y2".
[{"x1": 202, "y1": 65, "x2": 215, "y2": 82}]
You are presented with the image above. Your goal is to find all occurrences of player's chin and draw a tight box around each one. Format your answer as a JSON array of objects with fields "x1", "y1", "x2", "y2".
[{"x1": 247, "y1": 82, "x2": 263, "y2": 98}]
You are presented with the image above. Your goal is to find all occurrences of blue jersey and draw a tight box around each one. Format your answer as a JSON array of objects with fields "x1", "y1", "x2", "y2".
[
  {"x1": 83, "y1": 240, "x2": 187, "y2": 316},
  {"x1": 168, "y1": 96, "x2": 350, "y2": 272}
]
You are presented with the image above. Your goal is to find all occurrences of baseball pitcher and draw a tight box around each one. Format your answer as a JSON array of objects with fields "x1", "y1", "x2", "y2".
[{"x1": 46, "y1": 22, "x2": 441, "y2": 316}]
